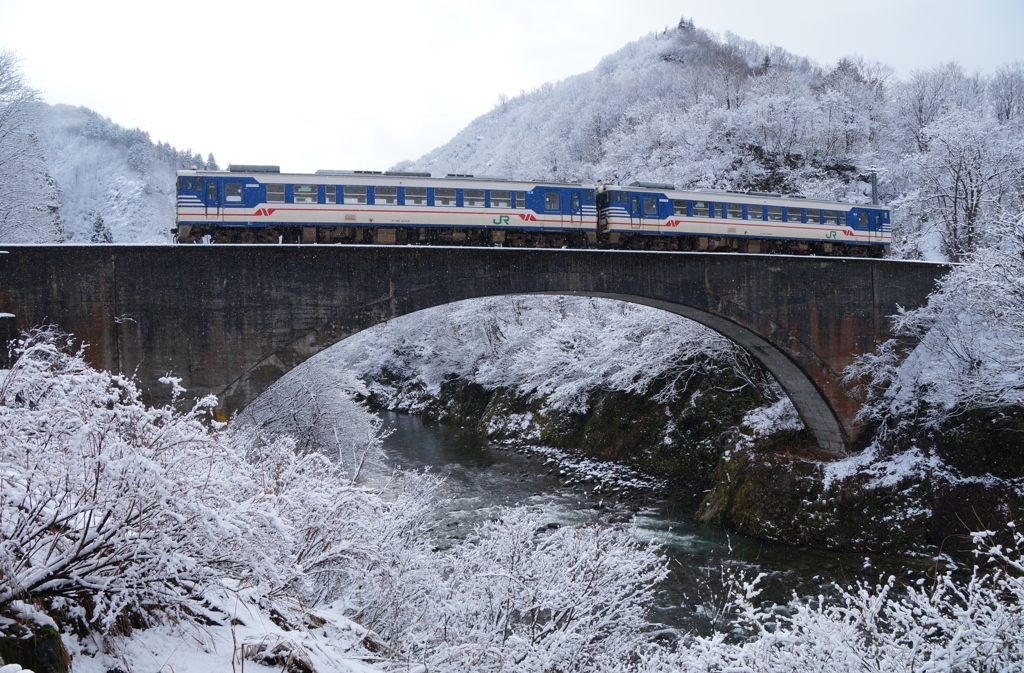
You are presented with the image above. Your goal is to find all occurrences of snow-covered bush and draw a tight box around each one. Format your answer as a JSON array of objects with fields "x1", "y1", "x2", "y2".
[
  {"x1": 348, "y1": 507, "x2": 668, "y2": 673},
  {"x1": 638, "y1": 524, "x2": 1024, "y2": 671},
  {"x1": 845, "y1": 244, "x2": 1024, "y2": 430},
  {"x1": 0, "y1": 328, "x2": 420, "y2": 636},
  {"x1": 235, "y1": 363, "x2": 387, "y2": 481}
]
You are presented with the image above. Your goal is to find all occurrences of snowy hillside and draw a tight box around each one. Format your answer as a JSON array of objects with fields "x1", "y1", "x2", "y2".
[
  {"x1": 32, "y1": 103, "x2": 213, "y2": 244},
  {"x1": 395, "y1": 20, "x2": 1024, "y2": 262},
  {"x1": 0, "y1": 130, "x2": 62, "y2": 243}
]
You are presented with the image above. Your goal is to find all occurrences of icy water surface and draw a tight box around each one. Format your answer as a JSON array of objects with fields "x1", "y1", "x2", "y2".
[{"x1": 379, "y1": 411, "x2": 930, "y2": 633}]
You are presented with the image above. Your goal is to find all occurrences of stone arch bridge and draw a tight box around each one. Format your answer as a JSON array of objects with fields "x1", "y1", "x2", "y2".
[{"x1": 0, "y1": 245, "x2": 948, "y2": 456}]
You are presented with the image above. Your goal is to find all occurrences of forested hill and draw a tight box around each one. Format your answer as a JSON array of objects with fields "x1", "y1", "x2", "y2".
[
  {"x1": 393, "y1": 18, "x2": 1024, "y2": 262},
  {"x1": 31, "y1": 103, "x2": 216, "y2": 244},
  {"x1": 0, "y1": 102, "x2": 217, "y2": 245}
]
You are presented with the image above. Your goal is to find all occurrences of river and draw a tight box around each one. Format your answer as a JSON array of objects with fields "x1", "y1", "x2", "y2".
[{"x1": 378, "y1": 411, "x2": 930, "y2": 634}]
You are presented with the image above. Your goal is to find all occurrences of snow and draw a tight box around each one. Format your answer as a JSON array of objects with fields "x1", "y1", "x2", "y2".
[
  {"x1": 322, "y1": 294, "x2": 759, "y2": 418},
  {"x1": 740, "y1": 398, "x2": 804, "y2": 438},
  {"x1": 31, "y1": 103, "x2": 206, "y2": 244},
  {"x1": 395, "y1": 27, "x2": 1024, "y2": 264},
  {"x1": 846, "y1": 243, "x2": 1024, "y2": 430},
  {"x1": 66, "y1": 588, "x2": 379, "y2": 673}
]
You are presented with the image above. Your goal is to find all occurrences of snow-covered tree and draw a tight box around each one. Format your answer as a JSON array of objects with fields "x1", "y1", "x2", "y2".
[
  {"x1": 89, "y1": 212, "x2": 112, "y2": 243},
  {"x1": 0, "y1": 49, "x2": 39, "y2": 175},
  {"x1": 915, "y1": 108, "x2": 1024, "y2": 260},
  {"x1": 990, "y1": 61, "x2": 1024, "y2": 125},
  {"x1": 845, "y1": 241, "x2": 1024, "y2": 429},
  {"x1": 0, "y1": 328, "x2": 418, "y2": 635}
]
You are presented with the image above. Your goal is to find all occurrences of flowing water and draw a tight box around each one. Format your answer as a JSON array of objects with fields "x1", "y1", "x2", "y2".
[{"x1": 379, "y1": 411, "x2": 931, "y2": 633}]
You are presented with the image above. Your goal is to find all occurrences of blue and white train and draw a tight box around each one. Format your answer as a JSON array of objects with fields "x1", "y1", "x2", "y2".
[{"x1": 174, "y1": 166, "x2": 890, "y2": 255}]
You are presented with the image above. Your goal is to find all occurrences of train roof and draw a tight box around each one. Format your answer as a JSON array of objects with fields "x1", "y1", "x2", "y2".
[
  {"x1": 600, "y1": 184, "x2": 888, "y2": 210},
  {"x1": 177, "y1": 168, "x2": 595, "y2": 191}
]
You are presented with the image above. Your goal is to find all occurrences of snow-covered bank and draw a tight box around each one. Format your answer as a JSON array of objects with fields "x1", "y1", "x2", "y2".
[
  {"x1": 3, "y1": 330, "x2": 1024, "y2": 671},
  {"x1": 0, "y1": 329, "x2": 668, "y2": 672}
]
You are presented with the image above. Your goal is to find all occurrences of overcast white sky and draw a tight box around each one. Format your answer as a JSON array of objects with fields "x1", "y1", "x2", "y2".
[{"x1": 1, "y1": 0, "x2": 1023, "y2": 173}]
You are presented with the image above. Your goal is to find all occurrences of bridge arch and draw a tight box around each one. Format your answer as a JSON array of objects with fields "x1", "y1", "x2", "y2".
[
  {"x1": 224, "y1": 290, "x2": 849, "y2": 455},
  {"x1": 0, "y1": 245, "x2": 948, "y2": 457}
]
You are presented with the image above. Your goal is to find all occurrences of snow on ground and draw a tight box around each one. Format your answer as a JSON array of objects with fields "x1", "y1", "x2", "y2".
[{"x1": 66, "y1": 589, "x2": 380, "y2": 673}]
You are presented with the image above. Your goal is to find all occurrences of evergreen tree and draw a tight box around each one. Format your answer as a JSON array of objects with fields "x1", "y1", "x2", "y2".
[
  {"x1": 206, "y1": 153, "x2": 220, "y2": 170},
  {"x1": 90, "y1": 213, "x2": 112, "y2": 243}
]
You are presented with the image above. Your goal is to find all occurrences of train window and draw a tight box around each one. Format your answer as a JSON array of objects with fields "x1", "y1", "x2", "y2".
[
  {"x1": 464, "y1": 189, "x2": 485, "y2": 207},
  {"x1": 838, "y1": 212, "x2": 846, "y2": 226},
  {"x1": 177, "y1": 177, "x2": 183, "y2": 190},
  {"x1": 515, "y1": 191, "x2": 526, "y2": 208},
  {"x1": 491, "y1": 190, "x2": 512, "y2": 208},
  {"x1": 545, "y1": 191, "x2": 561, "y2": 211},
  {"x1": 767, "y1": 206, "x2": 783, "y2": 221},
  {"x1": 786, "y1": 208, "x2": 802, "y2": 223},
  {"x1": 435, "y1": 188, "x2": 456, "y2": 206},
  {"x1": 225, "y1": 183, "x2": 243, "y2": 203},
  {"x1": 325, "y1": 185, "x2": 337, "y2": 204},
  {"x1": 673, "y1": 200, "x2": 686, "y2": 215},
  {"x1": 572, "y1": 192, "x2": 581, "y2": 211},
  {"x1": 405, "y1": 187, "x2": 427, "y2": 205},
  {"x1": 206, "y1": 182, "x2": 217, "y2": 202},
  {"x1": 376, "y1": 187, "x2": 398, "y2": 205},
  {"x1": 727, "y1": 203, "x2": 743, "y2": 219},
  {"x1": 344, "y1": 186, "x2": 367, "y2": 204},
  {"x1": 692, "y1": 201, "x2": 709, "y2": 217},
  {"x1": 267, "y1": 184, "x2": 285, "y2": 203},
  {"x1": 642, "y1": 197, "x2": 658, "y2": 216},
  {"x1": 584, "y1": 190, "x2": 594, "y2": 202},
  {"x1": 806, "y1": 209, "x2": 820, "y2": 224},
  {"x1": 823, "y1": 210, "x2": 838, "y2": 225},
  {"x1": 858, "y1": 212, "x2": 869, "y2": 228},
  {"x1": 294, "y1": 184, "x2": 317, "y2": 203}
]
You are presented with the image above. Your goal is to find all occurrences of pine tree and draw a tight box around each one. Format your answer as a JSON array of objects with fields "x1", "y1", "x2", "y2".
[
  {"x1": 206, "y1": 153, "x2": 220, "y2": 170},
  {"x1": 90, "y1": 213, "x2": 112, "y2": 243}
]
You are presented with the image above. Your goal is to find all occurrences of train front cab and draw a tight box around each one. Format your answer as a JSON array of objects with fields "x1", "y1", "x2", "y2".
[
  {"x1": 847, "y1": 206, "x2": 890, "y2": 245},
  {"x1": 597, "y1": 188, "x2": 668, "y2": 237}
]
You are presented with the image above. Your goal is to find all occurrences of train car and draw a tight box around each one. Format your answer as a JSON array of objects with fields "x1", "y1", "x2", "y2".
[
  {"x1": 597, "y1": 183, "x2": 891, "y2": 256},
  {"x1": 174, "y1": 166, "x2": 598, "y2": 246}
]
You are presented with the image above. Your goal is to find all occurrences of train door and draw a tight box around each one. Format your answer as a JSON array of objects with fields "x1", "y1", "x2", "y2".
[
  {"x1": 569, "y1": 190, "x2": 582, "y2": 227},
  {"x1": 629, "y1": 194, "x2": 641, "y2": 229},
  {"x1": 205, "y1": 179, "x2": 220, "y2": 221},
  {"x1": 544, "y1": 190, "x2": 562, "y2": 228},
  {"x1": 640, "y1": 195, "x2": 659, "y2": 233},
  {"x1": 222, "y1": 181, "x2": 245, "y2": 225},
  {"x1": 868, "y1": 212, "x2": 881, "y2": 242}
]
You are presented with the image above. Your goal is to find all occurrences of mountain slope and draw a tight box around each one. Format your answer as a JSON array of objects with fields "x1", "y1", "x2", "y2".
[
  {"x1": 393, "y1": 20, "x2": 1024, "y2": 261},
  {"x1": 0, "y1": 129, "x2": 62, "y2": 242},
  {"x1": 32, "y1": 103, "x2": 211, "y2": 243}
]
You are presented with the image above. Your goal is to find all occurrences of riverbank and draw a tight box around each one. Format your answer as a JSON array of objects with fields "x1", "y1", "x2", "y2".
[
  {"x1": 374, "y1": 411, "x2": 937, "y2": 635},
  {"x1": 365, "y1": 370, "x2": 1024, "y2": 556}
]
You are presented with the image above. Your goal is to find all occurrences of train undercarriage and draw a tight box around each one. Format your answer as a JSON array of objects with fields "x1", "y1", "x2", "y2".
[{"x1": 173, "y1": 224, "x2": 886, "y2": 257}]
